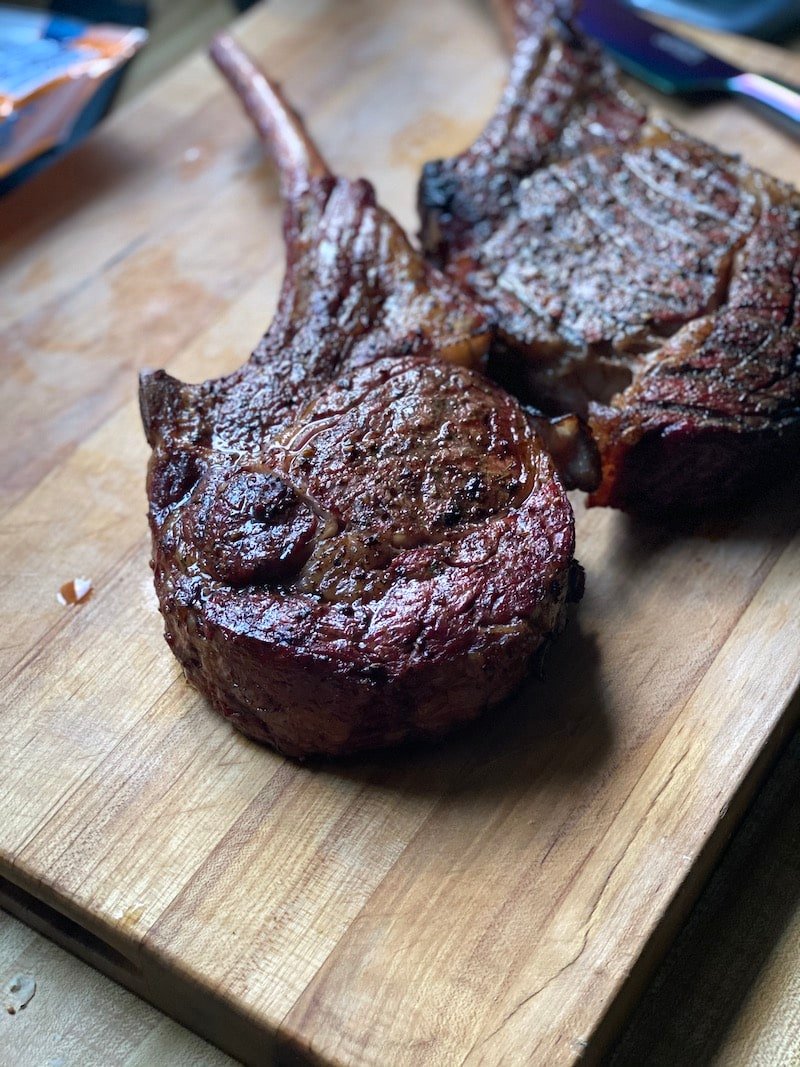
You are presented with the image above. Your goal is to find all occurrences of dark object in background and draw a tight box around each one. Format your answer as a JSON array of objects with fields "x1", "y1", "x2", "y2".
[
  {"x1": 0, "y1": 0, "x2": 265, "y2": 194},
  {"x1": 0, "y1": 2, "x2": 148, "y2": 195},
  {"x1": 48, "y1": 0, "x2": 147, "y2": 24},
  {"x1": 628, "y1": 0, "x2": 800, "y2": 41},
  {"x1": 579, "y1": 1, "x2": 800, "y2": 142}
]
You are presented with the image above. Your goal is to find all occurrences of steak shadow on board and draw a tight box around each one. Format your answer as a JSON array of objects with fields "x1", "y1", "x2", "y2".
[
  {"x1": 325, "y1": 620, "x2": 612, "y2": 799},
  {"x1": 419, "y1": 0, "x2": 800, "y2": 517},
  {"x1": 139, "y1": 35, "x2": 587, "y2": 760}
]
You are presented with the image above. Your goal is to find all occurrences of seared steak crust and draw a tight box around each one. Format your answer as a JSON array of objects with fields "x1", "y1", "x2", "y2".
[
  {"x1": 140, "y1": 37, "x2": 579, "y2": 758},
  {"x1": 419, "y1": 1, "x2": 800, "y2": 515}
]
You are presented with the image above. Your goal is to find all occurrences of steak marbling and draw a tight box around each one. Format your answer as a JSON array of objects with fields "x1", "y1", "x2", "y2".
[{"x1": 139, "y1": 35, "x2": 582, "y2": 758}]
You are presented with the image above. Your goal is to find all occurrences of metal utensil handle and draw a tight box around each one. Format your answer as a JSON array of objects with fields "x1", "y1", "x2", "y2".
[{"x1": 727, "y1": 72, "x2": 800, "y2": 142}]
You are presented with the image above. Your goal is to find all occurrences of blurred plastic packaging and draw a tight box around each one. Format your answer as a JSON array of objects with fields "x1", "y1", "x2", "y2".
[{"x1": 0, "y1": 7, "x2": 146, "y2": 178}]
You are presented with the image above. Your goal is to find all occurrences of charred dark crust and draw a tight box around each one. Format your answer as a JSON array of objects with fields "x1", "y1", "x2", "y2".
[
  {"x1": 417, "y1": 3, "x2": 800, "y2": 516},
  {"x1": 139, "y1": 370, "x2": 183, "y2": 448},
  {"x1": 144, "y1": 351, "x2": 578, "y2": 757},
  {"x1": 140, "y1": 37, "x2": 581, "y2": 759}
]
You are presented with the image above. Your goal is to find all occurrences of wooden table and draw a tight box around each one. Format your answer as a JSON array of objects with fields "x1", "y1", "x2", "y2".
[
  {"x1": 3, "y1": 727, "x2": 798, "y2": 1065},
  {"x1": 2, "y1": 3, "x2": 799, "y2": 1064}
]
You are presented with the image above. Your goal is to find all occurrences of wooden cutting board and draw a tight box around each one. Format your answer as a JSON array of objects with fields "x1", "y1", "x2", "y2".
[{"x1": 1, "y1": 2, "x2": 799, "y2": 1064}]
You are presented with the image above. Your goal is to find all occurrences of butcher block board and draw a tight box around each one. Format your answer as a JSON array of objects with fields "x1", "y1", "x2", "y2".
[{"x1": 1, "y1": 2, "x2": 799, "y2": 1064}]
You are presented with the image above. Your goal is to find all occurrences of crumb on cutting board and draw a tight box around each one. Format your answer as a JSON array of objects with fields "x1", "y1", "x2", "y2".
[
  {"x1": 56, "y1": 577, "x2": 93, "y2": 606},
  {"x1": 3, "y1": 973, "x2": 36, "y2": 1015}
]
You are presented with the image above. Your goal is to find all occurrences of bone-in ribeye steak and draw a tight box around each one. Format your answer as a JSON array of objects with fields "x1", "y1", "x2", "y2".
[
  {"x1": 419, "y1": 0, "x2": 800, "y2": 515},
  {"x1": 139, "y1": 35, "x2": 583, "y2": 758}
]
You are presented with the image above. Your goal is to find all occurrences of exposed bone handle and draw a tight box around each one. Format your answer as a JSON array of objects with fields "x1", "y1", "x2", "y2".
[{"x1": 209, "y1": 33, "x2": 331, "y2": 193}]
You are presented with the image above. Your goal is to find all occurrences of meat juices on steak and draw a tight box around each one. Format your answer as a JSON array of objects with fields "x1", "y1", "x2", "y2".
[
  {"x1": 139, "y1": 35, "x2": 582, "y2": 759},
  {"x1": 419, "y1": 0, "x2": 800, "y2": 515}
]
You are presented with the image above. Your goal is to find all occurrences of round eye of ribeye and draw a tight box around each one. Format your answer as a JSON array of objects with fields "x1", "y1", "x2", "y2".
[{"x1": 198, "y1": 468, "x2": 318, "y2": 586}]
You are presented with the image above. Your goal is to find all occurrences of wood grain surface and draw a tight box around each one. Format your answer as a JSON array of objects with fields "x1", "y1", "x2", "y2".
[
  {"x1": 4, "y1": 721, "x2": 799, "y2": 1066},
  {"x1": 610, "y1": 720, "x2": 800, "y2": 1066},
  {"x1": 1, "y1": 2, "x2": 799, "y2": 1065}
]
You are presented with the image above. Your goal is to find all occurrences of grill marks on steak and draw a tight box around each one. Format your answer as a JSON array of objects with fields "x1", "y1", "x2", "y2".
[
  {"x1": 475, "y1": 128, "x2": 761, "y2": 405},
  {"x1": 139, "y1": 35, "x2": 580, "y2": 758},
  {"x1": 591, "y1": 194, "x2": 800, "y2": 511},
  {"x1": 419, "y1": 0, "x2": 800, "y2": 515},
  {"x1": 420, "y1": 1, "x2": 646, "y2": 263}
]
